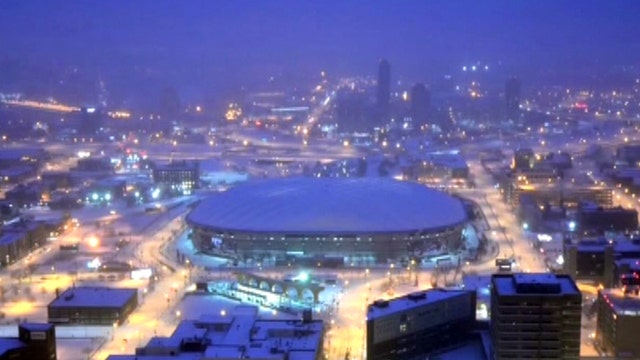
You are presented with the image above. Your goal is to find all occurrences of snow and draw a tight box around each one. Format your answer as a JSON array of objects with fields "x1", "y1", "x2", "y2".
[
  {"x1": 49, "y1": 287, "x2": 137, "y2": 308},
  {"x1": 367, "y1": 289, "x2": 472, "y2": 320},
  {"x1": 492, "y1": 273, "x2": 580, "y2": 296},
  {"x1": 187, "y1": 177, "x2": 467, "y2": 234}
]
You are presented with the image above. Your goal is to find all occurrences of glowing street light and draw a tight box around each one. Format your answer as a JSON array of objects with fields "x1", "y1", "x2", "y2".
[{"x1": 87, "y1": 235, "x2": 100, "y2": 248}]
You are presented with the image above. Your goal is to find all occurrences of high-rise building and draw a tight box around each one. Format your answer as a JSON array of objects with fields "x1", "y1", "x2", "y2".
[
  {"x1": 366, "y1": 289, "x2": 477, "y2": 360},
  {"x1": 505, "y1": 77, "x2": 521, "y2": 120},
  {"x1": 376, "y1": 59, "x2": 391, "y2": 125},
  {"x1": 490, "y1": 273, "x2": 581, "y2": 360},
  {"x1": 410, "y1": 83, "x2": 430, "y2": 127},
  {"x1": 596, "y1": 285, "x2": 640, "y2": 357},
  {"x1": 78, "y1": 107, "x2": 104, "y2": 136}
]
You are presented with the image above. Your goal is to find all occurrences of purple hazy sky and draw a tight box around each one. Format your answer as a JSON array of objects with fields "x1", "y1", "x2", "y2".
[{"x1": 1, "y1": 0, "x2": 639, "y2": 102}]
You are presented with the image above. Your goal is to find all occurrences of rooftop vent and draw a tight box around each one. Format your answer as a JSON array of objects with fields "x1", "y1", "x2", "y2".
[
  {"x1": 373, "y1": 299, "x2": 389, "y2": 308},
  {"x1": 407, "y1": 292, "x2": 427, "y2": 301}
]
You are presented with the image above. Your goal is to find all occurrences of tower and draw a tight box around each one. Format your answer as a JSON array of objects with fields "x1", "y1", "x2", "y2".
[
  {"x1": 410, "y1": 83, "x2": 430, "y2": 127},
  {"x1": 376, "y1": 59, "x2": 391, "y2": 125},
  {"x1": 505, "y1": 77, "x2": 521, "y2": 120}
]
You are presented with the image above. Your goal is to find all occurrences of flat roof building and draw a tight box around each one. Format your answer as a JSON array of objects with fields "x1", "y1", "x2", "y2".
[
  {"x1": 491, "y1": 273, "x2": 581, "y2": 360},
  {"x1": 152, "y1": 160, "x2": 199, "y2": 195},
  {"x1": 366, "y1": 288, "x2": 477, "y2": 360},
  {"x1": 107, "y1": 305, "x2": 324, "y2": 360},
  {"x1": 0, "y1": 323, "x2": 56, "y2": 360},
  {"x1": 48, "y1": 287, "x2": 138, "y2": 325},
  {"x1": 596, "y1": 287, "x2": 640, "y2": 358},
  {"x1": 564, "y1": 238, "x2": 640, "y2": 288}
]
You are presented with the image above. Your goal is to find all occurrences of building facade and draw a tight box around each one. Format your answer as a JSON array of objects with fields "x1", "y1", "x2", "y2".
[
  {"x1": 152, "y1": 160, "x2": 199, "y2": 195},
  {"x1": 490, "y1": 273, "x2": 581, "y2": 360},
  {"x1": 505, "y1": 77, "x2": 521, "y2": 120},
  {"x1": 596, "y1": 288, "x2": 640, "y2": 358},
  {"x1": 0, "y1": 323, "x2": 56, "y2": 360},
  {"x1": 48, "y1": 287, "x2": 138, "y2": 325},
  {"x1": 376, "y1": 59, "x2": 391, "y2": 125},
  {"x1": 366, "y1": 289, "x2": 476, "y2": 360}
]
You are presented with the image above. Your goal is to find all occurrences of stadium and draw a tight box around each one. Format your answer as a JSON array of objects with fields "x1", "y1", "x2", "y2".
[{"x1": 186, "y1": 177, "x2": 468, "y2": 266}]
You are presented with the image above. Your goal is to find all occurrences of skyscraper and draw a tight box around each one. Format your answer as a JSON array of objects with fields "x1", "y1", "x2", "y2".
[
  {"x1": 491, "y1": 273, "x2": 581, "y2": 360},
  {"x1": 376, "y1": 59, "x2": 391, "y2": 125},
  {"x1": 505, "y1": 77, "x2": 521, "y2": 120},
  {"x1": 410, "y1": 83, "x2": 430, "y2": 126}
]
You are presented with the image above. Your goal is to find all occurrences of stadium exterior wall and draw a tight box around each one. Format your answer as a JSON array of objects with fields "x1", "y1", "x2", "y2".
[{"x1": 188, "y1": 222, "x2": 465, "y2": 265}]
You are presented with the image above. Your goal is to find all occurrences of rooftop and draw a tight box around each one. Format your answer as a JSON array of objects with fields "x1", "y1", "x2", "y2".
[
  {"x1": 117, "y1": 305, "x2": 323, "y2": 360},
  {"x1": 600, "y1": 288, "x2": 640, "y2": 316},
  {"x1": 367, "y1": 288, "x2": 473, "y2": 320},
  {"x1": 19, "y1": 323, "x2": 53, "y2": 332},
  {"x1": 107, "y1": 356, "x2": 201, "y2": 360},
  {"x1": 48, "y1": 287, "x2": 137, "y2": 308},
  {"x1": 418, "y1": 152, "x2": 469, "y2": 170},
  {"x1": 0, "y1": 148, "x2": 46, "y2": 161},
  {"x1": 574, "y1": 239, "x2": 640, "y2": 254},
  {"x1": 492, "y1": 273, "x2": 580, "y2": 296},
  {"x1": 187, "y1": 177, "x2": 467, "y2": 234},
  {"x1": 154, "y1": 160, "x2": 199, "y2": 171},
  {"x1": 0, "y1": 338, "x2": 25, "y2": 357}
]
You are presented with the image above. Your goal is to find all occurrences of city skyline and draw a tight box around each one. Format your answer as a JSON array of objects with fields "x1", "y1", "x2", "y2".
[{"x1": 1, "y1": 1, "x2": 640, "y2": 106}]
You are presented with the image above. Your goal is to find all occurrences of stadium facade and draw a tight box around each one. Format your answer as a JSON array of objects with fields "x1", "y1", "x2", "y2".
[{"x1": 186, "y1": 178, "x2": 467, "y2": 265}]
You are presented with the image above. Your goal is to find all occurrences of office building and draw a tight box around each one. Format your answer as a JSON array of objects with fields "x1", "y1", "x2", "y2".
[
  {"x1": 366, "y1": 289, "x2": 477, "y2": 360},
  {"x1": 490, "y1": 273, "x2": 581, "y2": 360},
  {"x1": 0, "y1": 323, "x2": 56, "y2": 360},
  {"x1": 564, "y1": 239, "x2": 640, "y2": 288},
  {"x1": 596, "y1": 286, "x2": 640, "y2": 358},
  {"x1": 505, "y1": 77, "x2": 521, "y2": 120},
  {"x1": 377, "y1": 59, "x2": 391, "y2": 125},
  {"x1": 512, "y1": 148, "x2": 534, "y2": 170},
  {"x1": 0, "y1": 219, "x2": 61, "y2": 267},
  {"x1": 410, "y1": 83, "x2": 430, "y2": 126},
  {"x1": 152, "y1": 160, "x2": 200, "y2": 195},
  {"x1": 576, "y1": 203, "x2": 638, "y2": 234},
  {"x1": 48, "y1": 287, "x2": 138, "y2": 325},
  {"x1": 107, "y1": 305, "x2": 324, "y2": 360},
  {"x1": 563, "y1": 238, "x2": 640, "y2": 288},
  {"x1": 616, "y1": 144, "x2": 640, "y2": 166},
  {"x1": 77, "y1": 107, "x2": 104, "y2": 136}
]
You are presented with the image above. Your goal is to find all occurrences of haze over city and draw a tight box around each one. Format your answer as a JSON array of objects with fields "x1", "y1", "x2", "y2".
[
  {"x1": 1, "y1": 1, "x2": 640, "y2": 107},
  {"x1": 1, "y1": 1, "x2": 640, "y2": 360}
]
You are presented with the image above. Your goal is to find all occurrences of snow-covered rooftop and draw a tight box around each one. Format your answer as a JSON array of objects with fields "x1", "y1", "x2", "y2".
[
  {"x1": 111, "y1": 305, "x2": 323, "y2": 360},
  {"x1": 187, "y1": 177, "x2": 467, "y2": 234},
  {"x1": 492, "y1": 273, "x2": 580, "y2": 296},
  {"x1": 600, "y1": 288, "x2": 640, "y2": 315},
  {"x1": 48, "y1": 287, "x2": 137, "y2": 308},
  {"x1": 367, "y1": 289, "x2": 474, "y2": 320}
]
